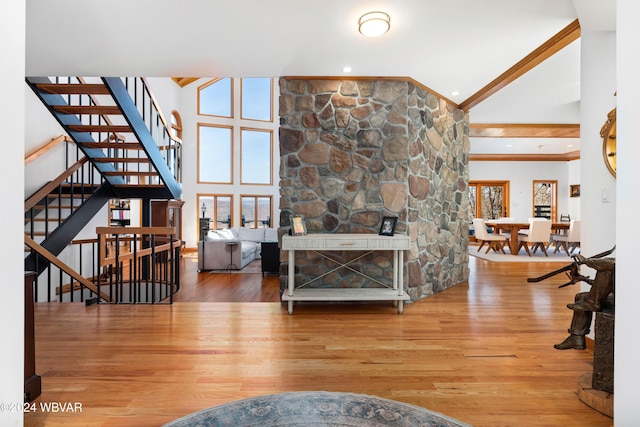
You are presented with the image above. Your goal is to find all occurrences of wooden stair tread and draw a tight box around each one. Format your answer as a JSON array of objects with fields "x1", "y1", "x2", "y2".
[
  {"x1": 103, "y1": 171, "x2": 158, "y2": 176},
  {"x1": 68, "y1": 125, "x2": 132, "y2": 133},
  {"x1": 81, "y1": 142, "x2": 143, "y2": 149},
  {"x1": 35, "y1": 83, "x2": 109, "y2": 95},
  {"x1": 113, "y1": 184, "x2": 166, "y2": 188},
  {"x1": 93, "y1": 158, "x2": 151, "y2": 163},
  {"x1": 53, "y1": 105, "x2": 122, "y2": 115}
]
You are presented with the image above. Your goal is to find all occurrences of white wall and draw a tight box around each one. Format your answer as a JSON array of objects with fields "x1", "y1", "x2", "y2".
[
  {"x1": 469, "y1": 160, "x2": 572, "y2": 219},
  {"x1": 2, "y1": 1, "x2": 26, "y2": 425},
  {"x1": 579, "y1": 31, "x2": 617, "y2": 259},
  {"x1": 615, "y1": 0, "x2": 639, "y2": 422},
  {"x1": 24, "y1": 87, "x2": 68, "y2": 197},
  {"x1": 567, "y1": 159, "x2": 581, "y2": 218}
]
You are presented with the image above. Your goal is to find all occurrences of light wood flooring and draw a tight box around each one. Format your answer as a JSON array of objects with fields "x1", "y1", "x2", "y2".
[{"x1": 25, "y1": 253, "x2": 613, "y2": 426}]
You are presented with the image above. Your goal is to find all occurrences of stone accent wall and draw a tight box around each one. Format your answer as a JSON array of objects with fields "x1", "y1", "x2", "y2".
[{"x1": 278, "y1": 78, "x2": 469, "y2": 301}]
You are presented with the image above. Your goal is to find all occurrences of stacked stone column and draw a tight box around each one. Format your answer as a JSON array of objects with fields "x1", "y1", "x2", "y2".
[{"x1": 279, "y1": 78, "x2": 469, "y2": 301}]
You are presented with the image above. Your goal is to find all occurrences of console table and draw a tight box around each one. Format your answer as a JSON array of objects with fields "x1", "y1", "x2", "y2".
[{"x1": 281, "y1": 234, "x2": 410, "y2": 314}]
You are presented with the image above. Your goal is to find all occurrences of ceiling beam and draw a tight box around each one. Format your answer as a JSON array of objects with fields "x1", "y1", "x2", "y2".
[
  {"x1": 469, "y1": 151, "x2": 580, "y2": 162},
  {"x1": 459, "y1": 19, "x2": 581, "y2": 111},
  {"x1": 470, "y1": 123, "x2": 580, "y2": 138},
  {"x1": 172, "y1": 77, "x2": 199, "y2": 87}
]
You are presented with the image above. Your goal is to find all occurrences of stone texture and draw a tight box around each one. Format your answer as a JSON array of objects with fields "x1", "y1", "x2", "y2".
[{"x1": 279, "y1": 78, "x2": 469, "y2": 301}]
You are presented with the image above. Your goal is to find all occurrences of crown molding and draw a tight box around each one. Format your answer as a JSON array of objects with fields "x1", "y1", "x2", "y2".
[
  {"x1": 469, "y1": 151, "x2": 580, "y2": 162},
  {"x1": 470, "y1": 123, "x2": 580, "y2": 138}
]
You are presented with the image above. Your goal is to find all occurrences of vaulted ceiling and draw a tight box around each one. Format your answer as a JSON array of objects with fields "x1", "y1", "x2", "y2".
[{"x1": 25, "y1": 0, "x2": 616, "y2": 159}]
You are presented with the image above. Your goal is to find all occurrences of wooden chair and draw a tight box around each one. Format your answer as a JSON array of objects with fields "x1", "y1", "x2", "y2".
[
  {"x1": 551, "y1": 219, "x2": 580, "y2": 255},
  {"x1": 472, "y1": 218, "x2": 509, "y2": 254},
  {"x1": 517, "y1": 219, "x2": 552, "y2": 256}
]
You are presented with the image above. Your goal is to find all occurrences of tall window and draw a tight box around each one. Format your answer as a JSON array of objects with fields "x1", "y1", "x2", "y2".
[
  {"x1": 198, "y1": 194, "x2": 233, "y2": 231},
  {"x1": 241, "y1": 78, "x2": 272, "y2": 121},
  {"x1": 199, "y1": 78, "x2": 233, "y2": 118},
  {"x1": 469, "y1": 181, "x2": 510, "y2": 220},
  {"x1": 241, "y1": 128, "x2": 272, "y2": 184},
  {"x1": 198, "y1": 124, "x2": 232, "y2": 183},
  {"x1": 241, "y1": 195, "x2": 272, "y2": 228}
]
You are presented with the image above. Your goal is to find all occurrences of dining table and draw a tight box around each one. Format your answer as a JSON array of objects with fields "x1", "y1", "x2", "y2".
[{"x1": 484, "y1": 220, "x2": 570, "y2": 255}]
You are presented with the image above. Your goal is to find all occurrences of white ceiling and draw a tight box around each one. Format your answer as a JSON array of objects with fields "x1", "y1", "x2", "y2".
[{"x1": 25, "y1": 0, "x2": 616, "y2": 156}]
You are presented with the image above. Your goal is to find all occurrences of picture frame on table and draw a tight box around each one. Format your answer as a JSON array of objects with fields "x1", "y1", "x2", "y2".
[
  {"x1": 290, "y1": 214, "x2": 307, "y2": 236},
  {"x1": 379, "y1": 216, "x2": 398, "y2": 236},
  {"x1": 570, "y1": 184, "x2": 580, "y2": 198}
]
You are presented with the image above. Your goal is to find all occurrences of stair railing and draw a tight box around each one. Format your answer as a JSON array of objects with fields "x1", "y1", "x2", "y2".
[
  {"x1": 121, "y1": 77, "x2": 182, "y2": 185},
  {"x1": 24, "y1": 137, "x2": 103, "y2": 243},
  {"x1": 96, "y1": 226, "x2": 180, "y2": 304},
  {"x1": 25, "y1": 227, "x2": 180, "y2": 304},
  {"x1": 24, "y1": 236, "x2": 110, "y2": 303}
]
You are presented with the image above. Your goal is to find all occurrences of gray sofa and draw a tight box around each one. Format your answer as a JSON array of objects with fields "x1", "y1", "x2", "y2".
[{"x1": 197, "y1": 227, "x2": 278, "y2": 271}]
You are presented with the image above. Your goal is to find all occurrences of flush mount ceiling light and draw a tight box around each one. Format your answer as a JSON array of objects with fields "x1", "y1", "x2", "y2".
[{"x1": 358, "y1": 11, "x2": 390, "y2": 37}]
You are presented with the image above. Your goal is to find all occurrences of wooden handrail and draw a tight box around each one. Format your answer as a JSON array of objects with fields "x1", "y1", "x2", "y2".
[
  {"x1": 24, "y1": 135, "x2": 72, "y2": 165},
  {"x1": 141, "y1": 78, "x2": 183, "y2": 145},
  {"x1": 24, "y1": 236, "x2": 111, "y2": 302},
  {"x1": 96, "y1": 226, "x2": 178, "y2": 267},
  {"x1": 24, "y1": 157, "x2": 89, "y2": 212}
]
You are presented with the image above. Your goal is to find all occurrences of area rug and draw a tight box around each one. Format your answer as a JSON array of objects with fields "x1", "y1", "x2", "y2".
[
  {"x1": 469, "y1": 245, "x2": 578, "y2": 262},
  {"x1": 163, "y1": 391, "x2": 471, "y2": 427},
  {"x1": 209, "y1": 259, "x2": 263, "y2": 274}
]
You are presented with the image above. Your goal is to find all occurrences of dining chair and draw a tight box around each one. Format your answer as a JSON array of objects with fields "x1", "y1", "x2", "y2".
[
  {"x1": 472, "y1": 218, "x2": 509, "y2": 254},
  {"x1": 551, "y1": 219, "x2": 580, "y2": 255},
  {"x1": 517, "y1": 219, "x2": 552, "y2": 256},
  {"x1": 519, "y1": 217, "x2": 547, "y2": 236}
]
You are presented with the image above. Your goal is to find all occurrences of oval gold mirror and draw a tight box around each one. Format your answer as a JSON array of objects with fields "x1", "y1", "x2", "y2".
[{"x1": 600, "y1": 108, "x2": 616, "y2": 178}]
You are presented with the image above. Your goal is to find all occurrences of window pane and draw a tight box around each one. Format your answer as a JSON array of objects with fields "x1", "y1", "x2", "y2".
[
  {"x1": 533, "y1": 181, "x2": 554, "y2": 219},
  {"x1": 241, "y1": 197, "x2": 256, "y2": 228},
  {"x1": 216, "y1": 196, "x2": 232, "y2": 229},
  {"x1": 241, "y1": 78, "x2": 271, "y2": 121},
  {"x1": 241, "y1": 129, "x2": 272, "y2": 184},
  {"x1": 469, "y1": 186, "x2": 477, "y2": 219},
  {"x1": 257, "y1": 197, "x2": 271, "y2": 228},
  {"x1": 199, "y1": 78, "x2": 232, "y2": 117},
  {"x1": 199, "y1": 125, "x2": 232, "y2": 183},
  {"x1": 480, "y1": 186, "x2": 503, "y2": 220}
]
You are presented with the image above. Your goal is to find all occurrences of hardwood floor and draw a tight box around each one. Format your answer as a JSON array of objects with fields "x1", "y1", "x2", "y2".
[{"x1": 25, "y1": 253, "x2": 612, "y2": 426}]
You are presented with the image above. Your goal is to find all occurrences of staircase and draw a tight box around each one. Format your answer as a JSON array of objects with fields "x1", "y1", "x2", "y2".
[{"x1": 24, "y1": 77, "x2": 183, "y2": 303}]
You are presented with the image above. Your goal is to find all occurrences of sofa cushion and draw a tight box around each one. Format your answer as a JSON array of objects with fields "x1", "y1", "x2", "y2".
[
  {"x1": 241, "y1": 241, "x2": 260, "y2": 260},
  {"x1": 238, "y1": 227, "x2": 266, "y2": 242},
  {"x1": 219, "y1": 228, "x2": 237, "y2": 239},
  {"x1": 205, "y1": 230, "x2": 222, "y2": 241},
  {"x1": 264, "y1": 228, "x2": 278, "y2": 242}
]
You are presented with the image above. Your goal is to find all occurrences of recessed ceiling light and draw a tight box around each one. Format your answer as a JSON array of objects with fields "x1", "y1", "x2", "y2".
[
  {"x1": 506, "y1": 144, "x2": 513, "y2": 147},
  {"x1": 343, "y1": 66, "x2": 352, "y2": 73},
  {"x1": 567, "y1": 144, "x2": 574, "y2": 148},
  {"x1": 358, "y1": 11, "x2": 390, "y2": 37},
  {"x1": 451, "y1": 91, "x2": 460, "y2": 96}
]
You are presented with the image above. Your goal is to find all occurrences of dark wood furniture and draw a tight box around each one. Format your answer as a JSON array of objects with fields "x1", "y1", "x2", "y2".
[
  {"x1": 151, "y1": 199, "x2": 185, "y2": 244},
  {"x1": 260, "y1": 241, "x2": 280, "y2": 275},
  {"x1": 24, "y1": 272, "x2": 41, "y2": 402}
]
